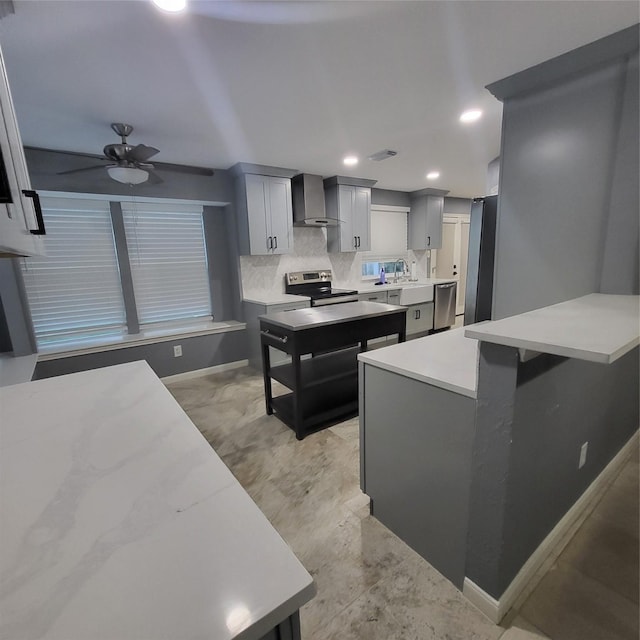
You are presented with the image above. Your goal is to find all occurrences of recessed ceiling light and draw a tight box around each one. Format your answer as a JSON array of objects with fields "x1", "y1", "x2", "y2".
[
  {"x1": 460, "y1": 109, "x2": 482, "y2": 123},
  {"x1": 151, "y1": 0, "x2": 187, "y2": 13},
  {"x1": 426, "y1": 171, "x2": 440, "y2": 180},
  {"x1": 343, "y1": 156, "x2": 359, "y2": 167}
]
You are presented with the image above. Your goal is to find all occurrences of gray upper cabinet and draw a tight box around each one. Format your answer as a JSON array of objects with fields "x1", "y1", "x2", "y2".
[
  {"x1": 325, "y1": 176, "x2": 376, "y2": 253},
  {"x1": 0, "y1": 44, "x2": 45, "y2": 258},
  {"x1": 408, "y1": 191, "x2": 448, "y2": 250},
  {"x1": 232, "y1": 164, "x2": 297, "y2": 256}
]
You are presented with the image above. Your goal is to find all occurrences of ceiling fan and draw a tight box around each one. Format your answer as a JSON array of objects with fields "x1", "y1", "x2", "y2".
[{"x1": 57, "y1": 123, "x2": 214, "y2": 184}]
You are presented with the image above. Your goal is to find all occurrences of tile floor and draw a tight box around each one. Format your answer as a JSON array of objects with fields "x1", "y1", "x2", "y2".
[{"x1": 166, "y1": 366, "x2": 639, "y2": 640}]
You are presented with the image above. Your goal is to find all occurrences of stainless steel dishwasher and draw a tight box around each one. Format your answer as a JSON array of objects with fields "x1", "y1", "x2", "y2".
[{"x1": 433, "y1": 281, "x2": 457, "y2": 330}]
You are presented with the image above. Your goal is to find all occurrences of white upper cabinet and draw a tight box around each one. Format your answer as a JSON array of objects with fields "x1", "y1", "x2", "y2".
[
  {"x1": 232, "y1": 164, "x2": 295, "y2": 256},
  {"x1": 325, "y1": 176, "x2": 376, "y2": 253},
  {"x1": 408, "y1": 191, "x2": 447, "y2": 250},
  {"x1": 0, "y1": 44, "x2": 45, "y2": 257}
]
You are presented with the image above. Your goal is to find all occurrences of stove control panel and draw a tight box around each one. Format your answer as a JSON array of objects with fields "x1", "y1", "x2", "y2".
[{"x1": 286, "y1": 270, "x2": 332, "y2": 285}]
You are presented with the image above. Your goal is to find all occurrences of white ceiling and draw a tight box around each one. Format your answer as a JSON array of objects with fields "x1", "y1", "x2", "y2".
[{"x1": 0, "y1": 1, "x2": 637, "y2": 197}]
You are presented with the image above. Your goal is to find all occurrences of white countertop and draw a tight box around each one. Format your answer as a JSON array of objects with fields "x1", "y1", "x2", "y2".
[
  {"x1": 0, "y1": 353, "x2": 37, "y2": 387},
  {"x1": 344, "y1": 278, "x2": 456, "y2": 294},
  {"x1": 358, "y1": 327, "x2": 479, "y2": 399},
  {"x1": 465, "y1": 293, "x2": 640, "y2": 364},
  {"x1": 0, "y1": 361, "x2": 315, "y2": 640},
  {"x1": 243, "y1": 293, "x2": 311, "y2": 305}
]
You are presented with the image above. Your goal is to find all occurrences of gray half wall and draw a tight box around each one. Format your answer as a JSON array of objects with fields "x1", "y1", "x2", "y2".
[
  {"x1": 466, "y1": 343, "x2": 640, "y2": 599},
  {"x1": 33, "y1": 329, "x2": 248, "y2": 380}
]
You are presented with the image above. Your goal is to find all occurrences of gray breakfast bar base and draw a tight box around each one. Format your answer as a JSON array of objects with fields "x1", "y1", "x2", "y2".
[{"x1": 358, "y1": 294, "x2": 639, "y2": 623}]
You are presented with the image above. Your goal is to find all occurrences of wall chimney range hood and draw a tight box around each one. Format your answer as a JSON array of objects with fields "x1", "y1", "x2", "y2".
[{"x1": 291, "y1": 173, "x2": 339, "y2": 227}]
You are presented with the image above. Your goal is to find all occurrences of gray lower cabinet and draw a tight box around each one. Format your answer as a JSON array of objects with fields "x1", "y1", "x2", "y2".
[
  {"x1": 244, "y1": 299, "x2": 310, "y2": 369},
  {"x1": 405, "y1": 302, "x2": 434, "y2": 336},
  {"x1": 359, "y1": 363, "x2": 476, "y2": 588}
]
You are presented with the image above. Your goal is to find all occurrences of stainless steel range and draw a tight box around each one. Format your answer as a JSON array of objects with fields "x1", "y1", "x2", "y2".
[{"x1": 284, "y1": 270, "x2": 359, "y2": 306}]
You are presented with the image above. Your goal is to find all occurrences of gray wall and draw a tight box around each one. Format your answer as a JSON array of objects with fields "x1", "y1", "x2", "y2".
[
  {"x1": 489, "y1": 28, "x2": 639, "y2": 319},
  {"x1": 443, "y1": 197, "x2": 472, "y2": 215},
  {"x1": 371, "y1": 188, "x2": 410, "y2": 208},
  {"x1": 33, "y1": 329, "x2": 247, "y2": 380},
  {"x1": 466, "y1": 343, "x2": 639, "y2": 598},
  {"x1": 486, "y1": 157, "x2": 499, "y2": 196},
  {"x1": 0, "y1": 258, "x2": 36, "y2": 355}
]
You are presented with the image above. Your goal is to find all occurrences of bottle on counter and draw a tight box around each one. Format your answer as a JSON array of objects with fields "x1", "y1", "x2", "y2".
[{"x1": 379, "y1": 267, "x2": 386, "y2": 284}]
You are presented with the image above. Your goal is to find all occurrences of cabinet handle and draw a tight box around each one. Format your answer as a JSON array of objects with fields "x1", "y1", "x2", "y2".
[
  {"x1": 417, "y1": 309, "x2": 421, "y2": 319},
  {"x1": 267, "y1": 236, "x2": 272, "y2": 250},
  {"x1": 22, "y1": 190, "x2": 46, "y2": 235},
  {"x1": 354, "y1": 236, "x2": 358, "y2": 249},
  {"x1": 357, "y1": 236, "x2": 361, "y2": 248},
  {"x1": 368, "y1": 296, "x2": 377, "y2": 301},
  {"x1": 273, "y1": 235, "x2": 278, "y2": 250},
  {"x1": 427, "y1": 235, "x2": 431, "y2": 247}
]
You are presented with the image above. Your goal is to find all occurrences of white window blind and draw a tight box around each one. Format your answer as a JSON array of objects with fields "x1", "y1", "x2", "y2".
[
  {"x1": 370, "y1": 209, "x2": 408, "y2": 255},
  {"x1": 20, "y1": 197, "x2": 126, "y2": 349},
  {"x1": 122, "y1": 201, "x2": 212, "y2": 326}
]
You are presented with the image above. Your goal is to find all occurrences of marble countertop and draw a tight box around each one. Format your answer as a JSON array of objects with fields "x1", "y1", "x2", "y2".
[
  {"x1": 0, "y1": 361, "x2": 315, "y2": 640},
  {"x1": 0, "y1": 353, "x2": 37, "y2": 387},
  {"x1": 358, "y1": 327, "x2": 479, "y2": 398},
  {"x1": 260, "y1": 301, "x2": 406, "y2": 331},
  {"x1": 465, "y1": 293, "x2": 640, "y2": 364}
]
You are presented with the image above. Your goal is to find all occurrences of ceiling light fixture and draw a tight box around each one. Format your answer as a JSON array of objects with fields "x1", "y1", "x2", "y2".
[
  {"x1": 343, "y1": 156, "x2": 358, "y2": 167},
  {"x1": 151, "y1": 0, "x2": 187, "y2": 13},
  {"x1": 426, "y1": 171, "x2": 440, "y2": 180},
  {"x1": 107, "y1": 166, "x2": 149, "y2": 185},
  {"x1": 460, "y1": 109, "x2": 482, "y2": 123}
]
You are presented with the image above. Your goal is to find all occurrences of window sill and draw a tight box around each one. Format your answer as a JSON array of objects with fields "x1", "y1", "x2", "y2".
[{"x1": 36, "y1": 320, "x2": 246, "y2": 361}]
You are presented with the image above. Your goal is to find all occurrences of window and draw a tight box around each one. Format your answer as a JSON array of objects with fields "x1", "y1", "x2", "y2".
[
  {"x1": 361, "y1": 207, "x2": 409, "y2": 279},
  {"x1": 20, "y1": 197, "x2": 126, "y2": 349},
  {"x1": 21, "y1": 195, "x2": 214, "y2": 352},
  {"x1": 122, "y1": 202, "x2": 211, "y2": 326}
]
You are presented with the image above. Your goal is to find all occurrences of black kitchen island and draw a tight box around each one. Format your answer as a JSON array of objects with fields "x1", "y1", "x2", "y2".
[{"x1": 259, "y1": 301, "x2": 407, "y2": 439}]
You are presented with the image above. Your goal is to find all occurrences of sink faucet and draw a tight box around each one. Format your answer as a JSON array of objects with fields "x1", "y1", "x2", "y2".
[{"x1": 393, "y1": 258, "x2": 410, "y2": 283}]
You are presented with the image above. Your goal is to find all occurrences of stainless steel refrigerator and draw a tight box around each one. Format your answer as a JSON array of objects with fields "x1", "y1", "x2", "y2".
[{"x1": 464, "y1": 195, "x2": 498, "y2": 325}]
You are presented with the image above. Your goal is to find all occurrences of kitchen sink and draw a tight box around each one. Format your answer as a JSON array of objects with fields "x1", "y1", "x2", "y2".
[{"x1": 399, "y1": 284, "x2": 434, "y2": 305}]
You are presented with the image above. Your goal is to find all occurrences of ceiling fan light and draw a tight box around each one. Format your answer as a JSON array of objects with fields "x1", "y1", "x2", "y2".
[{"x1": 107, "y1": 166, "x2": 149, "y2": 185}]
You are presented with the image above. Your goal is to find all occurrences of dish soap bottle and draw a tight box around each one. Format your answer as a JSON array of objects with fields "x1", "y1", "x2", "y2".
[{"x1": 379, "y1": 267, "x2": 386, "y2": 284}]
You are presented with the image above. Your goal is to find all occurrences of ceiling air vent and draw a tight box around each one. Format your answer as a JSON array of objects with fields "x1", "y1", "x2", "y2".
[{"x1": 367, "y1": 149, "x2": 398, "y2": 162}]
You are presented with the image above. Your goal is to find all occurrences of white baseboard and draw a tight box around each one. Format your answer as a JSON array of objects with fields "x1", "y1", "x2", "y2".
[
  {"x1": 161, "y1": 359, "x2": 248, "y2": 384},
  {"x1": 463, "y1": 430, "x2": 639, "y2": 624}
]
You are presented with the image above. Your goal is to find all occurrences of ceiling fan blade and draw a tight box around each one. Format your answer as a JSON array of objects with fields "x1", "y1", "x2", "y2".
[
  {"x1": 146, "y1": 169, "x2": 164, "y2": 185},
  {"x1": 153, "y1": 162, "x2": 214, "y2": 177},
  {"x1": 57, "y1": 164, "x2": 107, "y2": 176},
  {"x1": 127, "y1": 144, "x2": 160, "y2": 163}
]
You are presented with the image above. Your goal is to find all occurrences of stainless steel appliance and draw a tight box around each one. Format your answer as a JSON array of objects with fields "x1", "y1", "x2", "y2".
[
  {"x1": 434, "y1": 281, "x2": 457, "y2": 330},
  {"x1": 284, "y1": 270, "x2": 358, "y2": 306},
  {"x1": 464, "y1": 195, "x2": 498, "y2": 325}
]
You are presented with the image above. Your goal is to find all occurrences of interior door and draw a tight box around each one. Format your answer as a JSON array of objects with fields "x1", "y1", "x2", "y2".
[{"x1": 436, "y1": 216, "x2": 470, "y2": 316}]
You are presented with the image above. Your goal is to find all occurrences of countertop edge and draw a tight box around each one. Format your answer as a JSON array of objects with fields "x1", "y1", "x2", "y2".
[{"x1": 358, "y1": 354, "x2": 477, "y2": 399}]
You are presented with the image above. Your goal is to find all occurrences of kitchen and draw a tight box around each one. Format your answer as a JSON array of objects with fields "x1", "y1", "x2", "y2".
[{"x1": 3, "y1": 3, "x2": 640, "y2": 640}]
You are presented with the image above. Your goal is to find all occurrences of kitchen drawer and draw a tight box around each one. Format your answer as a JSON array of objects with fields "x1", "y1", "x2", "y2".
[{"x1": 358, "y1": 292, "x2": 388, "y2": 304}]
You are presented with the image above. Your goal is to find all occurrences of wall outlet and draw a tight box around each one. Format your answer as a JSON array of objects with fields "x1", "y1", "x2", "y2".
[
  {"x1": 173, "y1": 344, "x2": 182, "y2": 358},
  {"x1": 579, "y1": 441, "x2": 588, "y2": 469}
]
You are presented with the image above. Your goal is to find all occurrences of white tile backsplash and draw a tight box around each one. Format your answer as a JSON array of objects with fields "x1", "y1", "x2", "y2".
[{"x1": 239, "y1": 226, "x2": 431, "y2": 297}]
